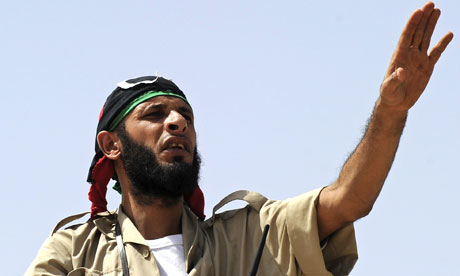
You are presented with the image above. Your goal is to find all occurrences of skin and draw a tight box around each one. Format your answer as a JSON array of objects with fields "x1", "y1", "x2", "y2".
[
  {"x1": 97, "y1": 1, "x2": 453, "y2": 244},
  {"x1": 97, "y1": 96, "x2": 196, "y2": 239},
  {"x1": 317, "y1": 2, "x2": 453, "y2": 240}
]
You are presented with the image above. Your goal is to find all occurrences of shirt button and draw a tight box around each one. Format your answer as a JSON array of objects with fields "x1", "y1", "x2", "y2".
[{"x1": 143, "y1": 249, "x2": 150, "y2": 258}]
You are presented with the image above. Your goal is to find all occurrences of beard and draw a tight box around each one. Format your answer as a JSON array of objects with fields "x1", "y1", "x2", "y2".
[{"x1": 117, "y1": 124, "x2": 201, "y2": 207}]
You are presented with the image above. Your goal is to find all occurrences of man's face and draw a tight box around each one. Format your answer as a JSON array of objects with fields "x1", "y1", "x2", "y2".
[
  {"x1": 121, "y1": 96, "x2": 197, "y2": 165},
  {"x1": 116, "y1": 96, "x2": 200, "y2": 205}
]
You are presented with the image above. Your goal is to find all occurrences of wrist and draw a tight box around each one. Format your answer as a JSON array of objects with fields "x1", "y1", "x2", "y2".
[
  {"x1": 374, "y1": 97, "x2": 408, "y2": 121},
  {"x1": 368, "y1": 98, "x2": 408, "y2": 136}
]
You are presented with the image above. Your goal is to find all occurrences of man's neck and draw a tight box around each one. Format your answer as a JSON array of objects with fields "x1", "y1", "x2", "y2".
[{"x1": 121, "y1": 193, "x2": 183, "y2": 240}]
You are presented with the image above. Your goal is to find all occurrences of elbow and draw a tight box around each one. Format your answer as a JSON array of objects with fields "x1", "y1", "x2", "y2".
[
  {"x1": 318, "y1": 185, "x2": 378, "y2": 226},
  {"x1": 354, "y1": 205, "x2": 373, "y2": 220},
  {"x1": 337, "y1": 187, "x2": 379, "y2": 222},
  {"x1": 341, "y1": 200, "x2": 374, "y2": 223}
]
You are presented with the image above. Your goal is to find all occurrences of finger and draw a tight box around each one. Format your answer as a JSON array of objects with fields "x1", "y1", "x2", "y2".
[
  {"x1": 429, "y1": 32, "x2": 454, "y2": 64},
  {"x1": 411, "y1": 2, "x2": 435, "y2": 48},
  {"x1": 398, "y1": 9, "x2": 423, "y2": 49},
  {"x1": 420, "y1": 8, "x2": 441, "y2": 52}
]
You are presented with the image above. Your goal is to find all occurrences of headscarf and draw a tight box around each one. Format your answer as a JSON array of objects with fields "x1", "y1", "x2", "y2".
[{"x1": 87, "y1": 76, "x2": 205, "y2": 220}]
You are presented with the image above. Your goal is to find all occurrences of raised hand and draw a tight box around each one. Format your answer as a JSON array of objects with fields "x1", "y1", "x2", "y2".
[{"x1": 380, "y1": 2, "x2": 453, "y2": 111}]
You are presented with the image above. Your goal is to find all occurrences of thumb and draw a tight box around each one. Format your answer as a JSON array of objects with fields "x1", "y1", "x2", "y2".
[
  {"x1": 383, "y1": 67, "x2": 405, "y2": 90},
  {"x1": 380, "y1": 67, "x2": 406, "y2": 105}
]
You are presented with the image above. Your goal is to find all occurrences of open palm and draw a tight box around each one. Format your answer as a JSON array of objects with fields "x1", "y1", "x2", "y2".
[{"x1": 380, "y1": 2, "x2": 453, "y2": 111}]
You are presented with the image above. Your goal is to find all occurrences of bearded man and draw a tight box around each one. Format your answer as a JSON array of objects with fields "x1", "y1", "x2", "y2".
[{"x1": 27, "y1": 2, "x2": 453, "y2": 276}]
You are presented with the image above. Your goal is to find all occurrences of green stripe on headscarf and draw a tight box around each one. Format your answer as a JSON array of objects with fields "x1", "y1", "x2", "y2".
[{"x1": 108, "y1": 90, "x2": 189, "y2": 131}]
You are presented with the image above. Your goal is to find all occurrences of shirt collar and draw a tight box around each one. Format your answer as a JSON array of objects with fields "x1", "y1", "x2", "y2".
[
  {"x1": 92, "y1": 203, "x2": 206, "y2": 266},
  {"x1": 116, "y1": 205, "x2": 150, "y2": 247},
  {"x1": 182, "y1": 204, "x2": 205, "y2": 271}
]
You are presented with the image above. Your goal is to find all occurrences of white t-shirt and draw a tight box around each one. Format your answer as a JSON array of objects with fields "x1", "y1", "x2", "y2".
[{"x1": 147, "y1": 234, "x2": 187, "y2": 276}]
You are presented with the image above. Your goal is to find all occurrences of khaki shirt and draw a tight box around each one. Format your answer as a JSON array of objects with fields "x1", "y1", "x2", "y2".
[{"x1": 26, "y1": 188, "x2": 358, "y2": 276}]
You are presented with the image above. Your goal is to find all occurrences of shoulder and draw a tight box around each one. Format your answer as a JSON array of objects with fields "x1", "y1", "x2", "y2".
[
  {"x1": 50, "y1": 210, "x2": 117, "y2": 240},
  {"x1": 209, "y1": 190, "x2": 268, "y2": 218},
  {"x1": 205, "y1": 189, "x2": 323, "y2": 223},
  {"x1": 25, "y1": 210, "x2": 118, "y2": 276}
]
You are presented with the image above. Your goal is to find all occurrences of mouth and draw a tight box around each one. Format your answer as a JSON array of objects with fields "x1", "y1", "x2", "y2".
[
  {"x1": 159, "y1": 136, "x2": 194, "y2": 163},
  {"x1": 162, "y1": 137, "x2": 191, "y2": 154},
  {"x1": 166, "y1": 143, "x2": 185, "y2": 150}
]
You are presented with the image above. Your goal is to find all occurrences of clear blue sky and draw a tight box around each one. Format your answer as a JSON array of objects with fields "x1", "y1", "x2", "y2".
[{"x1": 1, "y1": 1, "x2": 459, "y2": 275}]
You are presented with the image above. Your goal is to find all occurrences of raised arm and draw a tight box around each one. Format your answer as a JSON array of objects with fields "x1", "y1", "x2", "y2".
[{"x1": 317, "y1": 2, "x2": 453, "y2": 240}]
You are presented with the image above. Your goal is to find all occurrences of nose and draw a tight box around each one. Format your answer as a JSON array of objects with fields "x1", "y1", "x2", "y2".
[{"x1": 164, "y1": 110, "x2": 187, "y2": 134}]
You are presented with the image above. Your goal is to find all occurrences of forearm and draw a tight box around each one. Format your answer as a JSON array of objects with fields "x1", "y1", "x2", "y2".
[
  {"x1": 318, "y1": 99, "x2": 407, "y2": 239},
  {"x1": 334, "y1": 99, "x2": 407, "y2": 218}
]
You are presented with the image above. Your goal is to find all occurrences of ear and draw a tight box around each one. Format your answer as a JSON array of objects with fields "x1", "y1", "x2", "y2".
[{"x1": 97, "y1": 130, "x2": 121, "y2": 160}]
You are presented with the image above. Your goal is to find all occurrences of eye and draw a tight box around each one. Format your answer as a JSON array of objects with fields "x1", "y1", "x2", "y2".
[
  {"x1": 182, "y1": 113, "x2": 193, "y2": 123},
  {"x1": 144, "y1": 111, "x2": 163, "y2": 120}
]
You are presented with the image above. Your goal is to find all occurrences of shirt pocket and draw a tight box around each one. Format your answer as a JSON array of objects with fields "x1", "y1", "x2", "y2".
[{"x1": 68, "y1": 267, "x2": 123, "y2": 276}]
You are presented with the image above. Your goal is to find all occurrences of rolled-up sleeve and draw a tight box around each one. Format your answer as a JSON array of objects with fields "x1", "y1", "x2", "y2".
[{"x1": 259, "y1": 188, "x2": 358, "y2": 276}]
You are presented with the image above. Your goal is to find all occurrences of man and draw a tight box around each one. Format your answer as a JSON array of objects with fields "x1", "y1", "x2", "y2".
[{"x1": 27, "y1": 2, "x2": 453, "y2": 275}]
